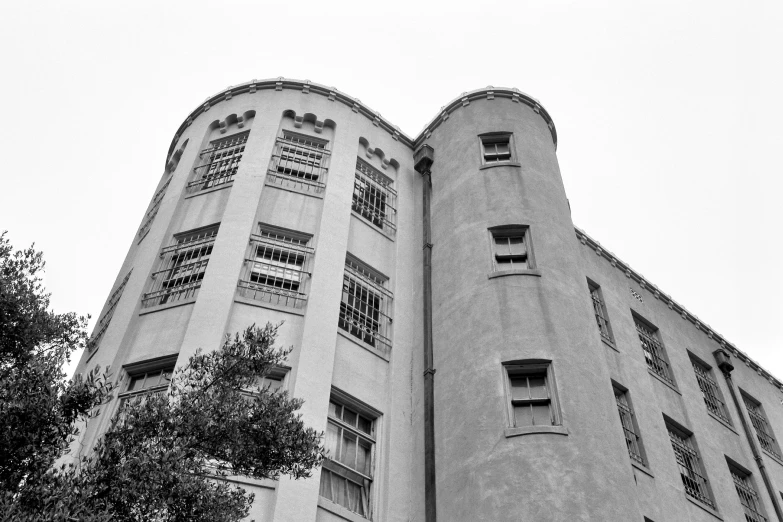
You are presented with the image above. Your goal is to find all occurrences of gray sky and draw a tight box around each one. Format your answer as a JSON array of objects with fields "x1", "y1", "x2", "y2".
[{"x1": 1, "y1": 0, "x2": 781, "y2": 379}]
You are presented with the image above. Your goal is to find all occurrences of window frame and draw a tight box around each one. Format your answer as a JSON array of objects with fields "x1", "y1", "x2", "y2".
[
  {"x1": 478, "y1": 132, "x2": 519, "y2": 168},
  {"x1": 741, "y1": 391, "x2": 783, "y2": 460},
  {"x1": 186, "y1": 131, "x2": 249, "y2": 194},
  {"x1": 352, "y1": 158, "x2": 397, "y2": 237},
  {"x1": 266, "y1": 130, "x2": 330, "y2": 194},
  {"x1": 632, "y1": 312, "x2": 676, "y2": 388},
  {"x1": 338, "y1": 255, "x2": 393, "y2": 356},
  {"x1": 727, "y1": 459, "x2": 769, "y2": 522},
  {"x1": 689, "y1": 353, "x2": 732, "y2": 426},
  {"x1": 87, "y1": 269, "x2": 132, "y2": 355},
  {"x1": 114, "y1": 354, "x2": 178, "y2": 425},
  {"x1": 612, "y1": 382, "x2": 648, "y2": 467},
  {"x1": 665, "y1": 417, "x2": 716, "y2": 509},
  {"x1": 487, "y1": 225, "x2": 538, "y2": 277},
  {"x1": 502, "y1": 360, "x2": 566, "y2": 438}
]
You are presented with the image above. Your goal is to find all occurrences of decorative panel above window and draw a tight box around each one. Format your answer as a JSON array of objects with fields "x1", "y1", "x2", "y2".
[
  {"x1": 338, "y1": 257, "x2": 393, "y2": 354},
  {"x1": 266, "y1": 131, "x2": 330, "y2": 194},
  {"x1": 186, "y1": 131, "x2": 248, "y2": 194},
  {"x1": 87, "y1": 269, "x2": 132, "y2": 355},
  {"x1": 352, "y1": 158, "x2": 397, "y2": 236}
]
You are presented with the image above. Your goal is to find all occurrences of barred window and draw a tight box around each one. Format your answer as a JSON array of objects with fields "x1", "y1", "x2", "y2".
[
  {"x1": 87, "y1": 270, "x2": 132, "y2": 354},
  {"x1": 338, "y1": 258, "x2": 392, "y2": 353},
  {"x1": 480, "y1": 133, "x2": 513, "y2": 164},
  {"x1": 138, "y1": 177, "x2": 171, "y2": 241},
  {"x1": 729, "y1": 466, "x2": 768, "y2": 522},
  {"x1": 613, "y1": 386, "x2": 646, "y2": 466},
  {"x1": 353, "y1": 159, "x2": 397, "y2": 235},
  {"x1": 320, "y1": 395, "x2": 377, "y2": 519},
  {"x1": 237, "y1": 225, "x2": 313, "y2": 309},
  {"x1": 186, "y1": 131, "x2": 248, "y2": 193},
  {"x1": 142, "y1": 225, "x2": 219, "y2": 308},
  {"x1": 505, "y1": 363, "x2": 559, "y2": 427},
  {"x1": 266, "y1": 131, "x2": 329, "y2": 193},
  {"x1": 588, "y1": 281, "x2": 614, "y2": 345},
  {"x1": 743, "y1": 393, "x2": 782, "y2": 459},
  {"x1": 634, "y1": 315, "x2": 674, "y2": 386},
  {"x1": 667, "y1": 423, "x2": 715, "y2": 508},
  {"x1": 690, "y1": 357, "x2": 731, "y2": 424}
]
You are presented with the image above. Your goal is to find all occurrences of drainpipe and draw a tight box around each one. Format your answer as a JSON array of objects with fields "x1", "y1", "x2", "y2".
[
  {"x1": 714, "y1": 348, "x2": 783, "y2": 521},
  {"x1": 414, "y1": 144, "x2": 436, "y2": 522}
]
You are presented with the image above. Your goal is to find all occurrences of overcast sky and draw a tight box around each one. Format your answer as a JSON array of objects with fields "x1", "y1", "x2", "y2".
[{"x1": 1, "y1": 0, "x2": 781, "y2": 380}]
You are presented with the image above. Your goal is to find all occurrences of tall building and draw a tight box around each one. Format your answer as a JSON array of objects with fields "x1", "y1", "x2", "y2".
[{"x1": 74, "y1": 78, "x2": 783, "y2": 522}]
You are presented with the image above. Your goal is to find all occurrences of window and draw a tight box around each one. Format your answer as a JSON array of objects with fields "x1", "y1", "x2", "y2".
[
  {"x1": 237, "y1": 225, "x2": 313, "y2": 309},
  {"x1": 115, "y1": 355, "x2": 177, "y2": 423},
  {"x1": 352, "y1": 159, "x2": 397, "y2": 235},
  {"x1": 138, "y1": 177, "x2": 171, "y2": 241},
  {"x1": 186, "y1": 131, "x2": 248, "y2": 193},
  {"x1": 743, "y1": 393, "x2": 782, "y2": 459},
  {"x1": 338, "y1": 257, "x2": 393, "y2": 353},
  {"x1": 729, "y1": 464, "x2": 768, "y2": 522},
  {"x1": 480, "y1": 133, "x2": 513, "y2": 164},
  {"x1": 266, "y1": 131, "x2": 329, "y2": 193},
  {"x1": 320, "y1": 393, "x2": 378, "y2": 519},
  {"x1": 504, "y1": 362, "x2": 560, "y2": 428},
  {"x1": 690, "y1": 356, "x2": 731, "y2": 424},
  {"x1": 490, "y1": 227, "x2": 533, "y2": 271},
  {"x1": 588, "y1": 281, "x2": 614, "y2": 345},
  {"x1": 142, "y1": 225, "x2": 219, "y2": 308},
  {"x1": 666, "y1": 421, "x2": 715, "y2": 508},
  {"x1": 614, "y1": 385, "x2": 647, "y2": 466},
  {"x1": 634, "y1": 315, "x2": 674, "y2": 386},
  {"x1": 87, "y1": 270, "x2": 132, "y2": 354}
]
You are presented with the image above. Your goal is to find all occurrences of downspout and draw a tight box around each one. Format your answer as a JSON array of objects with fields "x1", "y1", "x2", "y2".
[
  {"x1": 414, "y1": 144, "x2": 436, "y2": 522},
  {"x1": 714, "y1": 349, "x2": 783, "y2": 521}
]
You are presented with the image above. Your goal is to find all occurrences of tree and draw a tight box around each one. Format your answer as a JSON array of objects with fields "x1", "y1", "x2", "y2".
[{"x1": 0, "y1": 233, "x2": 324, "y2": 521}]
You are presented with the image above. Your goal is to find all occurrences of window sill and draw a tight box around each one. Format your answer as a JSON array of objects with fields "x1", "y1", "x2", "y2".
[
  {"x1": 234, "y1": 295, "x2": 306, "y2": 316},
  {"x1": 317, "y1": 496, "x2": 368, "y2": 522},
  {"x1": 336, "y1": 329, "x2": 391, "y2": 362},
  {"x1": 601, "y1": 337, "x2": 620, "y2": 352},
  {"x1": 139, "y1": 298, "x2": 196, "y2": 316},
  {"x1": 479, "y1": 161, "x2": 521, "y2": 171},
  {"x1": 504, "y1": 425, "x2": 568, "y2": 438},
  {"x1": 184, "y1": 182, "x2": 233, "y2": 200},
  {"x1": 487, "y1": 268, "x2": 541, "y2": 279},
  {"x1": 631, "y1": 460, "x2": 654, "y2": 478},
  {"x1": 264, "y1": 178, "x2": 324, "y2": 199},
  {"x1": 647, "y1": 368, "x2": 681, "y2": 395},
  {"x1": 351, "y1": 211, "x2": 395, "y2": 242},
  {"x1": 137, "y1": 228, "x2": 151, "y2": 245},
  {"x1": 685, "y1": 495, "x2": 722, "y2": 520},
  {"x1": 762, "y1": 448, "x2": 783, "y2": 467},
  {"x1": 706, "y1": 410, "x2": 738, "y2": 435}
]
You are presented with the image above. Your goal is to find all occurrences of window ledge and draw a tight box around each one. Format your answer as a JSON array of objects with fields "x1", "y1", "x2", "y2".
[
  {"x1": 601, "y1": 337, "x2": 620, "y2": 352},
  {"x1": 264, "y1": 179, "x2": 324, "y2": 199},
  {"x1": 706, "y1": 410, "x2": 738, "y2": 435},
  {"x1": 184, "y1": 182, "x2": 233, "y2": 200},
  {"x1": 479, "y1": 161, "x2": 521, "y2": 171},
  {"x1": 631, "y1": 460, "x2": 654, "y2": 478},
  {"x1": 762, "y1": 448, "x2": 783, "y2": 467},
  {"x1": 488, "y1": 268, "x2": 541, "y2": 279},
  {"x1": 317, "y1": 496, "x2": 368, "y2": 522},
  {"x1": 137, "y1": 228, "x2": 151, "y2": 245},
  {"x1": 685, "y1": 495, "x2": 723, "y2": 520},
  {"x1": 504, "y1": 425, "x2": 568, "y2": 438},
  {"x1": 647, "y1": 368, "x2": 681, "y2": 395},
  {"x1": 337, "y1": 329, "x2": 390, "y2": 362},
  {"x1": 234, "y1": 295, "x2": 306, "y2": 316},
  {"x1": 350, "y1": 211, "x2": 396, "y2": 242},
  {"x1": 139, "y1": 298, "x2": 196, "y2": 316}
]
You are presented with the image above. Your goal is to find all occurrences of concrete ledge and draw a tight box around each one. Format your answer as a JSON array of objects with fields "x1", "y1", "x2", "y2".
[
  {"x1": 263, "y1": 179, "x2": 324, "y2": 199},
  {"x1": 183, "y1": 182, "x2": 233, "y2": 200},
  {"x1": 602, "y1": 337, "x2": 619, "y2": 352},
  {"x1": 685, "y1": 495, "x2": 723, "y2": 520},
  {"x1": 317, "y1": 497, "x2": 368, "y2": 522},
  {"x1": 337, "y1": 329, "x2": 391, "y2": 362},
  {"x1": 504, "y1": 425, "x2": 568, "y2": 438},
  {"x1": 488, "y1": 268, "x2": 542, "y2": 280},
  {"x1": 706, "y1": 410, "x2": 739, "y2": 436},
  {"x1": 139, "y1": 298, "x2": 196, "y2": 316},
  {"x1": 479, "y1": 161, "x2": 521, "y2": 171},
  {"x1": 234, "y1": 295, "x2": 306, "y2": 316},
  {"x1": 762, "y1": 448, "x2": 783, "y2": 467},
  {"x1": 647, "y1": 368, "x2": 681, "y2": 395},
  {"x1": 631, "y1": 460, "x2": 654, "y2": 479}
]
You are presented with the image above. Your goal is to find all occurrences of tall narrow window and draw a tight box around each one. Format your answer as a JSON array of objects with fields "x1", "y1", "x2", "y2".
[
  {"x1": 690, "y1": 356, "x2": 731, "y2": 425},
  {"x1": 338, "y1": 257, "x2": 393, "y2": 353},
  {"x1": 237, "y1": 225, "x2": 313, "y2": 309},
  {"x1": 267, "y1": 131, "x2": 329, "y2": 193},
  {"x1": 743, "y1": 393, "x2": 782, "y2": 459},
  {"x1": 729, "y1": 465, "x2": 768, "y2": 522},
  {"x1": 634, "y1": 314, "x2": 674, "y2": 386},
  {"x1": 187, "y1": 131, "x2": 248, "y2": 193},
  {"x1": 480, "y1": 133, "x2": 514, "y2": 164},
  {"x1": 666, "y1": 422, "x2": 715, "y2": 508},
  {"x1": 614, "y1": 385, "x2": 647, "y2": 466},
  {"x1": 142, "y1": 225, "x2": 219, "y2": 308},
  {"x1": 320, "y1": 394, "x2": 377, "y2": 519},
  {"x1": 138, "y1": 177, "x2": 171, "y2": 241},
  {"x1": 504, "y1": 362, "x2": 561, "y2": 430},
  {"x1": 588, "y1": 281, "x2": 614, "y2": 345},
  {"x1": 490, "y1": 226, "x2": 533, "y2": 271},
  {"x1": 87, "y1": 270, "x2": 132, "y2": 354},
  {"x1": 352, "y1": 159, "x2": 397, "y2": 235}
]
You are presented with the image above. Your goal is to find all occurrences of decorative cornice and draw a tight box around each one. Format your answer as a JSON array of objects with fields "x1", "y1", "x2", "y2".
[{"x1": 575, "y1": 227, "x2": 783, "y2": 392}]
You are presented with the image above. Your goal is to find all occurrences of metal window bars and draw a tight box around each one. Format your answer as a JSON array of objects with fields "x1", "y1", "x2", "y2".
[
  {"x1": 615, "y1": 390, "x2": 646, "y2": 465},
  {"x1": 87, "y1": 270, "x2": 132, "y2": 354},
  {"x1": 635, "y1": 318, "x2": 674, "y2": 385},
  {"x1": 353, "y1": 158, "x2": 397, "y2": 235},
  {"x1": 138, "y1": 177, "x2": 171, "y2": 239},
  {"x1": 731, "y1": 469, "x2": 768, "y2": 522},
  {"x1": 743, "y1": 396, "x2": 782, "y2": 459},
  {"x1": 590, "y1": 286, "x2": 614, "y2": 344},
  {"x1": 237, "y1": 229, "x2": 314, "y2": 309},
  {"x1": 141, "y1": 226, "x2": 219, "y2": 308},
  {"x1": 668, "y1": 428, "x2": 715, "y2": 508},
  {"x1": 692, "y1": 362, "x2": 731, "y2": 424},
  {"x1": 339, "y1": 260, "x2": 393, "y2": 353},
  {"x1": 186, "y1": 132, "x2": 248, "y2": 193},
  {"x1": 266, "y1": 132, "x2": 329, "y2": 193}
]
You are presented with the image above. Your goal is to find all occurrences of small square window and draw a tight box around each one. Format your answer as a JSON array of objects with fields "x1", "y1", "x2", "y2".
[
  {"x1": 480, "y1": 134, "x2": 514, "y2": 164},
  {"x1": 504, "y1": 361, "x2": 561, "y2": 430},
  {"x1": 490, "y1": 227, "x2": 533, "y2": 271}
]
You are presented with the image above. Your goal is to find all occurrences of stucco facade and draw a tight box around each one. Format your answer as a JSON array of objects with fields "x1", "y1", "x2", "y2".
[{"x1": 74, "y1": 78, "x2": 783, "y2": 522}]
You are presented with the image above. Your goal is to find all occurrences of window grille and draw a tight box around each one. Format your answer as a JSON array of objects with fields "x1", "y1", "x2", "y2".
[
  {"x1": 87, "y1": 270, "x2": 132, "y2": 354},
  {"x1": 589, "y1": 283, "x2": 614, "y2": 344},
  {"x1": 731, "y1": 468, "x2": 768, "y2": 522},
  {"x1": 508, "y1": 369, "x2": 553, "y2": 427},
  {"x1": 614, "y1": 388, "x2": 646, "y2": 465},
  {"x1": 743, "y1": 395, "x2": 782, "y2": 459},
  {"x1": 634, "y1": 317, "x2": 674, "y2": 385},
  {"x1": 237, "y1": 227, "x2": 314, "y2": 309},
  {"x1": 338, "y1": 259, "x2": 393, "y2": 353},
  {"x1": 481, "y1": 134, "x2": 512, "y2": 163},
  {"x1": 667, "y1": 426, "x2": 715, "y2": 507},
  {"x1": 266, "y1": 131, "x2": 329, "y2": 193},
  {"x1": 186, "y1": 132, "x2": 248, "y2": 193},
  {"x1": 352, "y1": 159, "x2": 397, "y2": 235},
  {"x1": 138, "y1": 177, "x2": 171, "y2": 240},
  {"x1": 141, "y1": 225, "x2": 219, "y2": 308},
  {"x1": 691, "y1": 360, "x2": 731, "y2": 424}
]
